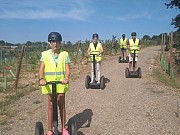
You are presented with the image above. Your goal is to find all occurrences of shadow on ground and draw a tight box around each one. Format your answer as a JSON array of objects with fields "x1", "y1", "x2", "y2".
[{"x1": 67, "y1": 109, "x2": 93, "y2": 135}]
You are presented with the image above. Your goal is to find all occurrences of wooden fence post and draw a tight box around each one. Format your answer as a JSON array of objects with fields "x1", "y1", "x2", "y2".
[
  {"x1": 111, "y1": 39, "x2": 114, "y2": 55},
  {"x1": 170, "y1": 32, "x2": 174, "y2": 68},
  {"x1": 75, "y1": 40, "x2": 81, "y2": 64},
  {"x1": 161, "y1": 34, "x2": 164, "y2": 53},
  {"x1": 170, "y1": 32, "x2": 175, "y2": 80},
  {"x1": 164, "y1": 33, "x2": 166, "y2": 45},
  {"x1": 1, "y1": 50, "x2": 5, "y2": 78},
  {"x1": 14, "y1": 45, "x2": 25, "y2": 89}
]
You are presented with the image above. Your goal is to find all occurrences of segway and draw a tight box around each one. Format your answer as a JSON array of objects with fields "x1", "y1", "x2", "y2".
[
  {"x1": 119, "y1": 47, "x2": 129, "y2": 63},
  {"x1": 85, "y1": 51, "x2": 105, "y2": 89},
  {"x1": 35, "y1": 81, "x2": 77, "y2": 135},
  {"x1": 125, "y1": 50, "x2": 142, "y2": 78}
]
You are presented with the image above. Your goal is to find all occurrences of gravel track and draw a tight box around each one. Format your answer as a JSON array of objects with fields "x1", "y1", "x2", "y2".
[{"x1": 1, "y1": 46, "x2": 180, "y2": 135}]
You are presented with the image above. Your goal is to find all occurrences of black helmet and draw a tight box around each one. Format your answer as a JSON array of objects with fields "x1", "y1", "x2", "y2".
[
  {"x1": 92, "y1": 33, "x2": 99, "y2": 39},
  {"x1": 122, "y1": 34, "x2": 125, "y2": 37},
  {"x1": 131, "y1": 32, "x2": 137, "y2": 36},
  {"x1": 48, "y1": 32, "x2": 62, "y2": 42}
]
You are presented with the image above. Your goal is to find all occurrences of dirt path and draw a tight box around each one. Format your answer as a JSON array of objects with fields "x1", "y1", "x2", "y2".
[{"x1": 1, "y1": 46, "x2": 180, "y2": 135}]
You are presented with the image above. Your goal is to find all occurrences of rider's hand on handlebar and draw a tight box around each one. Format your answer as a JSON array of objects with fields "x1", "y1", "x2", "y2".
[
  {"x1": 62, "y1": 78, "x2": 69, "y2": 84},
  {"x1": 96, "y1": 54, "x2": 100, "y2": 56},
  {"x1": 39, "y1": 79, "x2": 46, "y2": 86},
  {"x1": 87, "y1": 52, "x2": 90, "y2": 57}
]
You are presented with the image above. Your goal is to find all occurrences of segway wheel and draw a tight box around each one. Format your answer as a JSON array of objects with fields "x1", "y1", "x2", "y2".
[
  {"x1": 138, "y1": 67, "x2": 142, "y2": 78},
  {"x1": 35, "y1": 122, "x2": 44, "y2": 135},
  {"x1": 100, "y1": 76, "x2": 105, "y2": 89},
  {"x1": 125, "y1": 68, "x2": 129, "y2": 78},
  {"x1": 118, "y1": 56, "x2": 122, "y2": 63},
  {"x1": 85, "y1": 75, "x2": 91, "y2": 89},
  {"x1": 126, "y1": 56, "x2": 129, "y2": 63},
  {"x1": 68, "y1": 119, "x2": 77, "y2": 135},
  {"x1": 54, "y1": 130, "x2": 59, "y2": 135}
]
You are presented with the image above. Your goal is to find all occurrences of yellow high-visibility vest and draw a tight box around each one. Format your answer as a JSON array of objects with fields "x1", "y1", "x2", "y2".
[
  {"x1": 129, "y1": 38, "x2": 140, "y2": 54},
  {"x1": 41, "y1": 49, "x2": 69, "y2": 94},
  {"x1": 89, "y1": 42, "x2": 102, "y2": 62},
  {"x1": 119, "y1": 38, "x2": 127, "y2": 49}
]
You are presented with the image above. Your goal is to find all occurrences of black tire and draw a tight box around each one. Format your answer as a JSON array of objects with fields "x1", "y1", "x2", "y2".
[
  {"x1": 68, "y1": 119, "x2": 77, "y2": 135},
  {"x1": 126, "y1": 56, "x2": 129, "y2": 63},
  {"x1": 138, "y1": 67, "x2": 142, "y2": 78},
  {"x1": 54, "y1": 129, "x2": 59, "y2": 135},
  {"x1": 119, "y1": 56, "x2": 122, "y2": 63},
  {"x1": 35, "y1": 122, "x2": 44, "y2": 135},
  {"x1": 125, "y1": 68, "x2": 129, "y2": 78},
  {"x1": 85, "y1": 75, "x2": 91, "y2": 89},
  {"x1": 100, "y1": 76, "x2": 105, "y2": 89}
]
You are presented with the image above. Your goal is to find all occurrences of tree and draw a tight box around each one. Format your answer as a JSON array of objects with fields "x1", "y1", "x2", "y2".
[
  {"x1": 0, "y1": 40, "x2": 5, "y2": 44},
  {"x1": 111, "y1": 35, "x2": 118, "y2": 54},
  {"x1": 166, "y1": 0, "x2": 180, "y2": 49},
  {"x1": 66, "y1": 41, "x2": 72, "y2": 46},
  {"x1": 166, "y1": 0, "x2": 180, "y2": 72},
  {"x1": 165, "y1": 0, "x2": 180, "y2": 9},
  {"x1": 26, "y1": 41, "x2": 32, "y2": 46},
  {"x1": 166, "y1": 0, "x2": 180, "y2": 29},
  {"x1": 142, "y1": 35, "x2": 151, "y2": 41},
  {"x1": 172, "y1": 14, "x2": 180, "y2": 28},
  {"x1": 63, "y1": 41, "x2": 74, "y2": 52}
]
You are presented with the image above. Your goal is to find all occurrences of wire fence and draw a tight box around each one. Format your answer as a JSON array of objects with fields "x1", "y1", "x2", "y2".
[
  {"x1": 0, "y1": 38, "x2": 162, "y2": 90},
  {"x1": 160, "y1": 32, "x2": 176, "y2": 80},
  {"x1": 0, "y1": 45, "x2": 48, "y2": 90}
]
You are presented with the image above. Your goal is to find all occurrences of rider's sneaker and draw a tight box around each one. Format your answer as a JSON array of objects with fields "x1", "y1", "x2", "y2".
[
  {"x1": 97, "y1": 81, "x2": 100, "y2": 84},
  {"x1": 63, "y1": 128, "x2": 69, "y2": 135},
  {"x1": 47, "y1": 130, "x2": 53, "y2": 135}
]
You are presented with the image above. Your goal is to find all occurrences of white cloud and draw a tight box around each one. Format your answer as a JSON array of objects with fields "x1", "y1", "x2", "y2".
[
  {"x1": 111, "y1": 7, "x2": 174, "y2": 22},
  {"x1": 0, "y1": 0, "x2": 94, "y2": 21},
  {"x1": 0, "y1": 8, "x2": 92, "y2": 21}
]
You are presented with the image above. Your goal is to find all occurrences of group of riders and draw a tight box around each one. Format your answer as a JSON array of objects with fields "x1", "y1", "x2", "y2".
[
  {"x1": 38, "y1": 32, "x2": 141, "y2": 135},
  {"x1": 119, "y1": 32, "x2": 142, "y2": 71},
  {"x1": 88, "y1": 32, "x2": 142, "y2": 83}
]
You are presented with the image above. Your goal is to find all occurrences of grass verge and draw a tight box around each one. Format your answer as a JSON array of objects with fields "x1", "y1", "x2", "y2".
[
  {"x1": 153, "y1": 56, "x2": 180, "y2": 89},
  {"x1": 0, "y1": 86, "x2": 38, "y2": 110},
  {"x1": 0, "y1": 119, "x2": 7, "y2": 126}
]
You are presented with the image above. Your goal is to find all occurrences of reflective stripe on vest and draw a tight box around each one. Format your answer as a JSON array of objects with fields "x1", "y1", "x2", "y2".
[
  {"x1": 129, "y1": 38, "x2": 140, "y2": 54},
  {"x1": 120, "y1": 38, "x2": 127, "y2": 49},
  {"x1": 44, "y1": 71, "x2": 66, "y2": 76},
  {"x1": 41, "y1": 50, "x2": 69, "y2": 93},
  {"x1": 89, "y1": 42, "x2": 102, "y2": 62}
]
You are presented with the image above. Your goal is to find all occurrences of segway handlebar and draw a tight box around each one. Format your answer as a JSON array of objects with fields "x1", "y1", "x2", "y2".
[
  {"x1": 46, "y1": 81, "x2": 63, "y2": 85},
  {"x1": 131, "y1": 49, "x2": 140, "y2": 51},
  {"x1": 130, "y1": 46, "x2": 140, "y2": 51},
  {"x1": 90, "y1": 51, "x2": 102, "y2": 56},
  {"x1": 90, "y1": 53, "x2": 101, "y2": 56}
]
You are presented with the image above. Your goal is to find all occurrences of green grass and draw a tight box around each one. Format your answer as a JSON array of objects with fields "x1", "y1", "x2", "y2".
[
  {"x1": 153, "y1": 66, "x2": 180, "y2": 90},
  {"x1": 0, "y1": 86, "x2": 38, "y2": 110},
  {"x1": 0, "y1": 109, "x2": 16, "y2": 118},
  {"x1": 0, "y1": 119, "x2": 7, "y2": 126},
  {"x1": 0, "y1": 86, "x2": 39, "y2": 126}
]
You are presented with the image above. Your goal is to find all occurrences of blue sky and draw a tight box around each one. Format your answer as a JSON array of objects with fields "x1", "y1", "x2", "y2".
[{"x1": 0, "y1": 0, "x2": 178, "y2": 43}]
